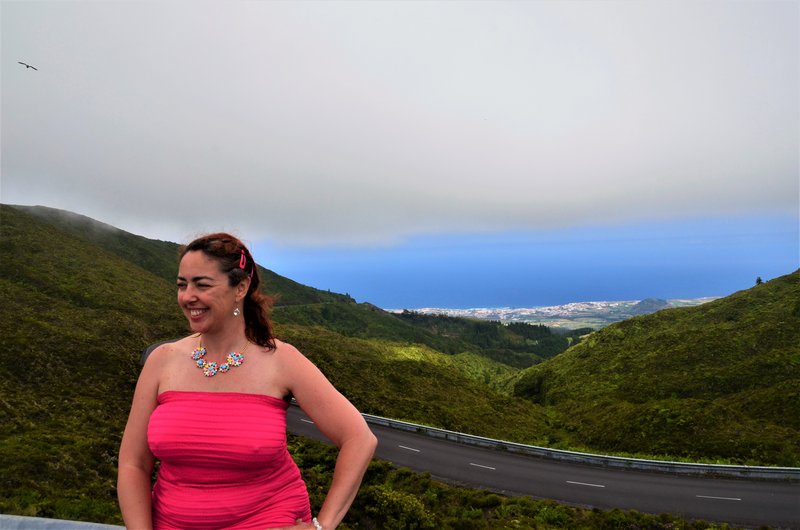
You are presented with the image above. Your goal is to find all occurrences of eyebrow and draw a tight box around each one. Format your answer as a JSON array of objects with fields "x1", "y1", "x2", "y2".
[{"x1": 176, "y1": 275, "x2": 217, "y2": 282}]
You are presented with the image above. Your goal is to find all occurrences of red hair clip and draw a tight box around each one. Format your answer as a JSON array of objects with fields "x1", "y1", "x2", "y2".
[{"x1": 239, "y1": 249, "x2": 246, "y2": 269}]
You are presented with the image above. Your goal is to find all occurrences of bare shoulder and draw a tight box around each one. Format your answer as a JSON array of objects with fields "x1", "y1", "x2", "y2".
[
  {"x1": 272, "y1": 338, "x2": 303, "y2": 359},
  {"x1": 143, "y1": 335, "x2": 197, "y2": 369},
  {"x1": 136, "y1": 335, "x2": 199, "y2": 396},
  {"x1": 271, "y1": 340, "x2": 371, "y2": 447},
  {"x1": 271, "y1": 338, "x2": 323, "y2": 371},
  {"x1": 270, "y1": 339, "x2": 327, "y2": 388}
]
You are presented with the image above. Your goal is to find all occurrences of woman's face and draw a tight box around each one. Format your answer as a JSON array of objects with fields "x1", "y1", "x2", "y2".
[{"x1": 177, "y1": 250, "x2": 245, "y2": 335}]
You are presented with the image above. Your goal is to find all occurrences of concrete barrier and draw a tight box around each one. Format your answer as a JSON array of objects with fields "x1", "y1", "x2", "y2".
[{"x1": 0, "y1": 515, "x2": 123, "y2": 529}]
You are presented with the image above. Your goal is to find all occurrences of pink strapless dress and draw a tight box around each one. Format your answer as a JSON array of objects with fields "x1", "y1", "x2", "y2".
[{"x1": 147, "y1": 391, "x2": 311, "y2": 529}]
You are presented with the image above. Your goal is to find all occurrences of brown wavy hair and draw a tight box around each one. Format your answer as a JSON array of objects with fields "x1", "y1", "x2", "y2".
[{"x1": 180, "y1": 233, "x2": 276, "y2": 350}]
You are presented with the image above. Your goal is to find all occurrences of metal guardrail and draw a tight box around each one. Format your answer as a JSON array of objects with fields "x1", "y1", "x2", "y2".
[{"x1": 360, "y1": 411, "x2": 800, "y2": 481}]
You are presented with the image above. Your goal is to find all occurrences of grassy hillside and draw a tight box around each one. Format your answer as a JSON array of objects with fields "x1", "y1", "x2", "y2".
[
  {"x1": 393, "y1": 311, "x2": 589, "y2": 367},
  {"x1": 11, "y1": 204, "x2": 354, "y2": 307},
  {"x1": 273, "y1": 303, "x2": 579, "y2": 369},
  {"x1": 514, "y1": 271, "x2": 800, "y2": 465},
  {"x1": 275, "y1": 324, "x2": 550, "y2": 441},
  {"x1": 0, "y1": 205, "x2": 187, "y2": 522}
]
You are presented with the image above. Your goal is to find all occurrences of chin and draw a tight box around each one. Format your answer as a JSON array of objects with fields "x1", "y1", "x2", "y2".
[{"x1": 187, "y1": 320, "x2": 210, "y2": 335}]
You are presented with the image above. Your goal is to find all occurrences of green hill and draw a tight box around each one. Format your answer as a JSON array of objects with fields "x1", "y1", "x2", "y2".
[
  {"x1": 11, "y1": 204, "x2": 354, "y2": 307},
  {"x1": 0, "y1": 205, "x2": 187, "y2": 522},
  {"x1": 514, "y1": 270, "x2": 800, "y2": 464}
]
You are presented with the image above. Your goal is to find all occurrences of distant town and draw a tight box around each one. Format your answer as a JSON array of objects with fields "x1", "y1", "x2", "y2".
[{"x1": 390, "y1": 297, "x2": 719, "y2": 330}]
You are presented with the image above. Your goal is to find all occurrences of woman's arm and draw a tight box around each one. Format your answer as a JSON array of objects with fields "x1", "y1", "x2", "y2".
[
  {"x1": 279, "y1": 344, "x2": 378, "y2": 530},
  {"x1": 117, "y1": 347, "x2": 163, "y2": 529}
]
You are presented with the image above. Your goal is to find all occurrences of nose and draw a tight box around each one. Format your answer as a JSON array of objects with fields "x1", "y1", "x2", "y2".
[{"x1": 178, "y1": 285, "x2": 199, "y2": 303}]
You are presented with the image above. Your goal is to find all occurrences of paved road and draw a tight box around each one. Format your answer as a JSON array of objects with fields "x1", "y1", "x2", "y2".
[{"x1": 288, "y1": 406, "x2": 800, "y2": 529}]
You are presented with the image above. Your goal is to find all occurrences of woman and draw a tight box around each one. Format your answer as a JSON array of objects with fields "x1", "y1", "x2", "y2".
[{"x1": 118, "y1": 233, "x2": 377, "y2": 530}]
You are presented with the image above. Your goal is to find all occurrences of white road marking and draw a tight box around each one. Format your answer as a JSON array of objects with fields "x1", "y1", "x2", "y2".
[
  {"x1": 470, "y1": 463, "x2": 496, "y2": 471},
  {"x1": 567, "y1": 480, "x2": 606, "y2": 488},
  {"x1": 398, "y1": 445, "x2": 421, "y2": 452},
  {"x1": 696, "y1": 495, "x2": 742, "y2": 501},
  {"x1": 300, "y1": 419, "x2": 314, "y2": 424}
]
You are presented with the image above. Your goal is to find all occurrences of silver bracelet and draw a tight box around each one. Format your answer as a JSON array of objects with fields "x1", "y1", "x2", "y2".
[{"x1": 312, "y1": 517, "x2": 324, "y2": 530}]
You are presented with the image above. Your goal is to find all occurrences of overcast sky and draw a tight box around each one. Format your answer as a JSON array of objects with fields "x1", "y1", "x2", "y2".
[{"x1": 2, "y1": 1, "x2": 798, "y2": 307}]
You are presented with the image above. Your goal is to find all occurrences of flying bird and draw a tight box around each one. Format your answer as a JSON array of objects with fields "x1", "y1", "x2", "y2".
[{"x1": 18, "y1": 61, "x2": 38, "y2": 70}]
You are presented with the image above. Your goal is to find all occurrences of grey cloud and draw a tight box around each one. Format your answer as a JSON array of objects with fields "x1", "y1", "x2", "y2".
[{"x1": 2, "y1": 0, "x2": 797, "y2": 246}]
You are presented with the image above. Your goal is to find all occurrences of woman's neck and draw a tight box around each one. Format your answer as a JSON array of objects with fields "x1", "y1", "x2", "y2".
[{"x1": 198, "y1": 324, "x2": 248, "y2": 358}]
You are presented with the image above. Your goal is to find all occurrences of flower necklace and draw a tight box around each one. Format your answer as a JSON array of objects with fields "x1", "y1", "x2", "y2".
[{"x1": 190, "y1": 337, "x2": 247, "y2": 377}]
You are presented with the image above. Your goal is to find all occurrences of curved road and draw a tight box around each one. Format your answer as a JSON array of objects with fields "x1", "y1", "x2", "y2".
[{"x1": 287, "y1": 406, "x2": 799, "y2": 529}]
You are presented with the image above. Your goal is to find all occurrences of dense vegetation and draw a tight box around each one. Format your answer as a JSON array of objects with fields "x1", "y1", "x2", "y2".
[
  {"x1": 1, "y1": 204, "x2": 795, "y2": 528},
  {"x1": 514, "y1": 271, "x2": 800, "y2": 465},
  {"x1": 0, "y1": 205, "x2": 187, "y2": 523},
  {"x1": 393, "y1": 311, "x2": 590, "y2": 367},
  {"x1": 10, "y1": 205, "x2": 355, "y2": 307},
  {"x1": 273, "y1": 304, "x2": 588, "y2": 370}
]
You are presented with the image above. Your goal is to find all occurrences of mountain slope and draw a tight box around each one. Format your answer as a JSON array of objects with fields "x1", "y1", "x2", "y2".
[
  {"x1": 514, "y1": 270, "x2": 800, "y2": 464},
  {"x1": 10, "y1": 204, "x2": 354, "y2": 307},
  {"x1": 0, "y1": 204, "x2": 188, "y2": 522}
]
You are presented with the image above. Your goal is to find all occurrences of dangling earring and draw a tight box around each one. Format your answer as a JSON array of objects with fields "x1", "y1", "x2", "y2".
[{"x1": 233, "y1": 307, "x2": 241, "y2": 317}]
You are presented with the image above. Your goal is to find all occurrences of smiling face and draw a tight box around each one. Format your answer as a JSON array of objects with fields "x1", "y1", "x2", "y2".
[{"x1": 177, "y1": 250, "x2": 248, "y2": 335}]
